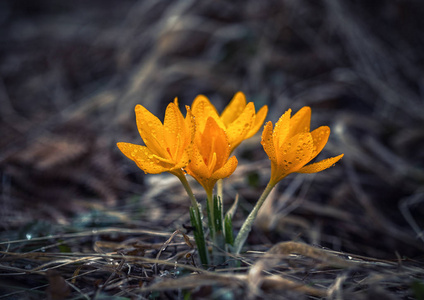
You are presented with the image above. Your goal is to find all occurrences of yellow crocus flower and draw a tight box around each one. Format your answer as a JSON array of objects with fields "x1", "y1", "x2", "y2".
[
  {"x1": 185, "y1": 117, "x2": 238, "y2": 197},
  {"x1": 117, "y1": 99, "x2": 195, "y2": 177},
  {"x1": 261, "y1": 106, "x2": 344, "y2": 185},
  {"x1": 234, "y1": 106, "x2": 343, "y2": 253},
  {"x1": 191, "y1": 92, "x2": 268, "y2": 153}
]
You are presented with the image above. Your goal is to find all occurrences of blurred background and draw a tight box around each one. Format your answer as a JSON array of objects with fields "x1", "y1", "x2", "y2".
[{"x1": 1, "y1": 0, "x2": 424, "y2": 261}]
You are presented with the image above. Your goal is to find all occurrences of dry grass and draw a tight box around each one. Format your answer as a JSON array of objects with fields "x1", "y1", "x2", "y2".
[{"x1": 1, "y1": 0, "x2": 424, "y2": 299}]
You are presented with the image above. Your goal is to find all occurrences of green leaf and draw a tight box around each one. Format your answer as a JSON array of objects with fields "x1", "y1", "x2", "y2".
[
  {"x1": 214, "y1": 195, "x2": 223, "y2": 234},
  {"x1": 189, "y1": 205, "x2": 209, "y2": 268},
  {"x1": 224, "y1": 215, "x2": 234, "y2": 246},
  {"x1": 206, "y1": 198, "x2": 214, "y2": 238}
]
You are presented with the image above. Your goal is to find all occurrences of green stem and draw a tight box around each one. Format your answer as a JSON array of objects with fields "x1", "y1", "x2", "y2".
[
  {"x1": 233, "y1": 180, "x2": 276, "y2": 254},
  {"x1": 217, "y1": 179, "x2": 224, "y2": 220},
  {"x1": 174, "y1": 171, "x2": 199, "y2": 208},
  {"x1": 174, "y1": 170, "x2": 209, "y2": 268},
  {"x1": 206, "y1": 190, "x2": 215, "y2": 237}
]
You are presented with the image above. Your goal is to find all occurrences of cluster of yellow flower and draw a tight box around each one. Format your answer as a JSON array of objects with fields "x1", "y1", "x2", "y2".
[
  {"x1": 117, "y1": 92, "x2": 343, "y2": 195},
  {"x1": 117, "y1": 92, "x2": 344, "y2": 258}
]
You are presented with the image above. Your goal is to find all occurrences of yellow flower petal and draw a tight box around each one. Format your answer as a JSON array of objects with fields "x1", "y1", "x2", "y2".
[
  {"x1": 273, "y1": 109, "x2": 291, "y2": 149},
  {"x1": 164, "y1": 102, "x2": 185, "y2": 156},
  {"x1": 191, "y1": 95, "x2": 224, "y2": 132},
  {"x1": 184, "y1": 105, "x2": 196, "y2": 142},
  {"x1": 288, "y1": 106, "x2": 311, "y2": 137},
  {"x1": 221, "y1": 91, "x2": 246, "y2": 126},
  {"x1": 275, "y1": 133, "x2": 314, "y2": 179},
  {"x1": 186, "y1": 144, "x2": 210, "y2": 180},
  {"x1": 211, "y1": 156, "x2": 238, "y2": 180},
  {"x1": 117, "y1": 142, "x2": 172, "y2": 174},
  {"x1": 261, "y1": 121, "x2": 277, "y2": 162},
  {"x1": 174, "y1": 151, "x2": 191, "y2": 170},
  {"x1": 246, "y1": 104, "x2": 269, "y2": 139},
  {"x1": 226, "y1": 102, "x2": 255, "y2": 151},
  {"x1": 199, "y1": 117, "x2": 230, "y2": 171},
  {"x1": 310, "y1": 126, "x2": 330, "y2": 159},
  {"x1": 298, "y1": 154, "x2": 344, "y2": 173},
  {"x1": 135, "y1": 104, "x2": 167, "y2": 158},
  {"x1": 181, "y1": 105, "x2": 196, "y2": 159}
]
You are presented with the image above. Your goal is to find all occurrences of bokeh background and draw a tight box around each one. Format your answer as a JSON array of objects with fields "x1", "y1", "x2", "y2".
[{"x1": 1, "y1": 0, "x2": 424, "y2": 289}]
